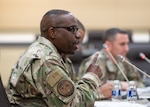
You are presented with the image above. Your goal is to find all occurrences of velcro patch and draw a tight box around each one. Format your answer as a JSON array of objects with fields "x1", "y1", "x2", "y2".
[
  {"x1": 57, "y1": 80, "x2": 74, "y2": 97},
  {"x1": 47, "y1": 70, "x2": 63, "y2": 87}
]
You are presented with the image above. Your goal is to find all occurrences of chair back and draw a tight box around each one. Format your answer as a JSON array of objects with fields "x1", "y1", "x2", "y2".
[{"x1": 0, "y1": 75, "x2": 11, "y2": 107}]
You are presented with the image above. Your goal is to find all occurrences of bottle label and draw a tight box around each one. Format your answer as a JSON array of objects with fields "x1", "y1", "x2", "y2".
[
  {"x1": 112, "y1": 89, "x2": 121, "y2": 97},
  {"x1": 127, "y1": 89, "x2": 137, "y2": 98}
]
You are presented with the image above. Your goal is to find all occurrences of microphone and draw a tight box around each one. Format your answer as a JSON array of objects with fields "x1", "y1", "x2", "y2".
[
  {"x1": 139, "y1": 52, "x2": 150, "y2": 64},
  {"x1": 103, "y1": 44, "x2": 129, "y2": 82},
  {"x1": 118, "y1": 55, "x2": 150, "y2": 78}
]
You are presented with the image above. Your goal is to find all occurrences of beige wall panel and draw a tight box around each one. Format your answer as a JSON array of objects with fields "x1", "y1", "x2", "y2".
[
  {"x1": 0, "y1": 0, "x2": 150, "y2": 32},
  {"x1": 0, "y1": 46, "x2": 27, "y2": 86}
]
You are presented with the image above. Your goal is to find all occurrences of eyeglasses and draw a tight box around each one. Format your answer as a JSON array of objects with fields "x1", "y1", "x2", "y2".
[{"x1": 52, "y1": 26, "x2": 78, "y2": 34}]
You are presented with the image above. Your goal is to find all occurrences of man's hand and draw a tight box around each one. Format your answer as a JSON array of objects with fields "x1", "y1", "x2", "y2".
[
  {"x1": 86, "y1": 52, "x2": 102, "y2": 78},
  {"x1": 99, "y1": 82, "x2": 113, "y2": 99}
]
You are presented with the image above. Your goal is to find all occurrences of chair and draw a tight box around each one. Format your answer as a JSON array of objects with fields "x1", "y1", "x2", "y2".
[
  {"x1": 87, "y1": 30, "x2": 104, "y2": 50},
  {"x1": 127, "y1": 43, "x2": 150, "y2": 74},
  {"x1": 127, "y1": 43, "x2": 150, "y2": 86},
  {"x1": 0, "y1": 75, "x2": 11, "y2": 107}
]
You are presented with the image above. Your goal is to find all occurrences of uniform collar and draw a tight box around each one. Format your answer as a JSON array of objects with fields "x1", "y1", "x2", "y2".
[{"x1": 37, "y1": 36, "x2": 61, "y2": 59}]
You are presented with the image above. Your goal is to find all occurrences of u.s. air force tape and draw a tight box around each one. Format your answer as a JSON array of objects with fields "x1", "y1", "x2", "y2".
[{"x1": 57, "y1": 80, "x2": 74, "y2": 97}]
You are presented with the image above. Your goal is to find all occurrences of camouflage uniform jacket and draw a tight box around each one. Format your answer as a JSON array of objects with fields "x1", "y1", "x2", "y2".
[
  {"x1": 78, "y1": 49, "x2": 144, "y2": 89},
  {"x1": 64, "y1": 57, "x2": 77, "y2": 82},
  {"x1": 6, "y1": 37, "x2": 102, "y2": 107}
]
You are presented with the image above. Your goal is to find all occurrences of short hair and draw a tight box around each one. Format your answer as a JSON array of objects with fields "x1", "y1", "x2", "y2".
[
  {"x1": 103, "y1": 28, "x2": 128, "y2": 43},
  {"x1": 40, "y1": 9, "x2": 70, "y2": 34},
  {"x1": 77, "y1": 19, "x2": 85, "y2": 32}
]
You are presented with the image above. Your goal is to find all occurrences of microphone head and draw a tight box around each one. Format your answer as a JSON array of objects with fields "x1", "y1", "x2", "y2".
[
  {"x1": 103, "y1": 44, "x2": 108, "y2": 49},
  {"x1": 139, "y1": 52, "x2": 146, "y2": 60},
  {"x1": 118, "y1": 55, "x2": 125, "y2": 62}
]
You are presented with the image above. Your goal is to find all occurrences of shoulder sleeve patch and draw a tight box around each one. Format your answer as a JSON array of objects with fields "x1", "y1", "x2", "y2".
[
  {"x1": 57, "y1": 80, "x2": 74, "y2": 97},
  {"x1": 46, "y1": 70, "x2": 63, "y2": 87}
]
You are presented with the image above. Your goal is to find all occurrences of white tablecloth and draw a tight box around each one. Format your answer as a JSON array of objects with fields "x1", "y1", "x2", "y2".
[{"x1": 94, "y1": 101, "x2": 147, "y2": 107}]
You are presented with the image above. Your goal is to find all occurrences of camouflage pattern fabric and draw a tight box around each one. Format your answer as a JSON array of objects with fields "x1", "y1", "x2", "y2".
[
  {"x1": 6, "y1": 37, "x2": 102, "y2": 107},
  {"x1": 63, "y1": 58, "x2": 77, "y2": 82},
  {"x1": 78, "y1": 49, "x2": 144, "y2": 88}
]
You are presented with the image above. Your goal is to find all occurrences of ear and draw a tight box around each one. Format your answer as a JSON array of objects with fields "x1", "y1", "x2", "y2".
[
  {"x1": 105, "y1": 41, "x2": 112, "y2": 51},
  {"x1": 48, "y1": 27, "x2": 56, "y2": 39}
]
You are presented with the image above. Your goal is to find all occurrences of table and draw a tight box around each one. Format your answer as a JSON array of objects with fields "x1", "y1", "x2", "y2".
[{"x1": 94, "y1": 100, "x2": 148, "y2": 107}]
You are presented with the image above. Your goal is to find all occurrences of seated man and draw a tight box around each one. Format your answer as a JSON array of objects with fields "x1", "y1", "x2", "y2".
[
  {"x1": 6, "y1": 9, "x2": 103, "y2": 107},
  {"x1": 78, "y1": 28, "x2": 144, "y2": 99}
]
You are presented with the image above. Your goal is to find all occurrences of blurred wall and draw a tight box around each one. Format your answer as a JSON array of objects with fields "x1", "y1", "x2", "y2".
[
  {"x1": 0, "y1": 46, "x2": 27, "y2": 86},
  {"x1": 0, "y1": 0, "x2": 150, "y2": 32},
  {"x1": 0, "y1": 0, "x2": 150, "y2": 86}
]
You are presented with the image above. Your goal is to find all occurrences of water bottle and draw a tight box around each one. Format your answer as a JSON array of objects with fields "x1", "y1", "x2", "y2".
[
  {"x1": 127, "y1": 81, "x2": 138, "y2": 102},
  {"x1": 111, "y1": 80, "x2": 122, "y2": 101}
]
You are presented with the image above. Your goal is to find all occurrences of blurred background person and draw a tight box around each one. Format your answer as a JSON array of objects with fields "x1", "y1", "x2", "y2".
[{"x1": 78, "y1": 28, "x2": 144, "y2": 93}]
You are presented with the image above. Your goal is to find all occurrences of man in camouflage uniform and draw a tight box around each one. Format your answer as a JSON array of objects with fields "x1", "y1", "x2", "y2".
[
  {"x1": 6, "y1": 9, "x2": 103, "y2": 107},
  {"x1": 78, "y1": 28, "x2": 144, "y2": 99}
]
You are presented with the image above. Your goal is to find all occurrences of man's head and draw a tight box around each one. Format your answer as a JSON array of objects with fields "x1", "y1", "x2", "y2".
[
  {"x1": 103, "y1": 28, "x2": 129, "y2": 58},
  {"x1": 40, "y1": 9, "x2": 81, "y2": 55}
]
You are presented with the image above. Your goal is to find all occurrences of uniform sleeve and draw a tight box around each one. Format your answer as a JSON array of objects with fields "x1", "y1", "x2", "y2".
[{"x1": 41, "y1": 60, "x2": 102, "y2": 107}]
